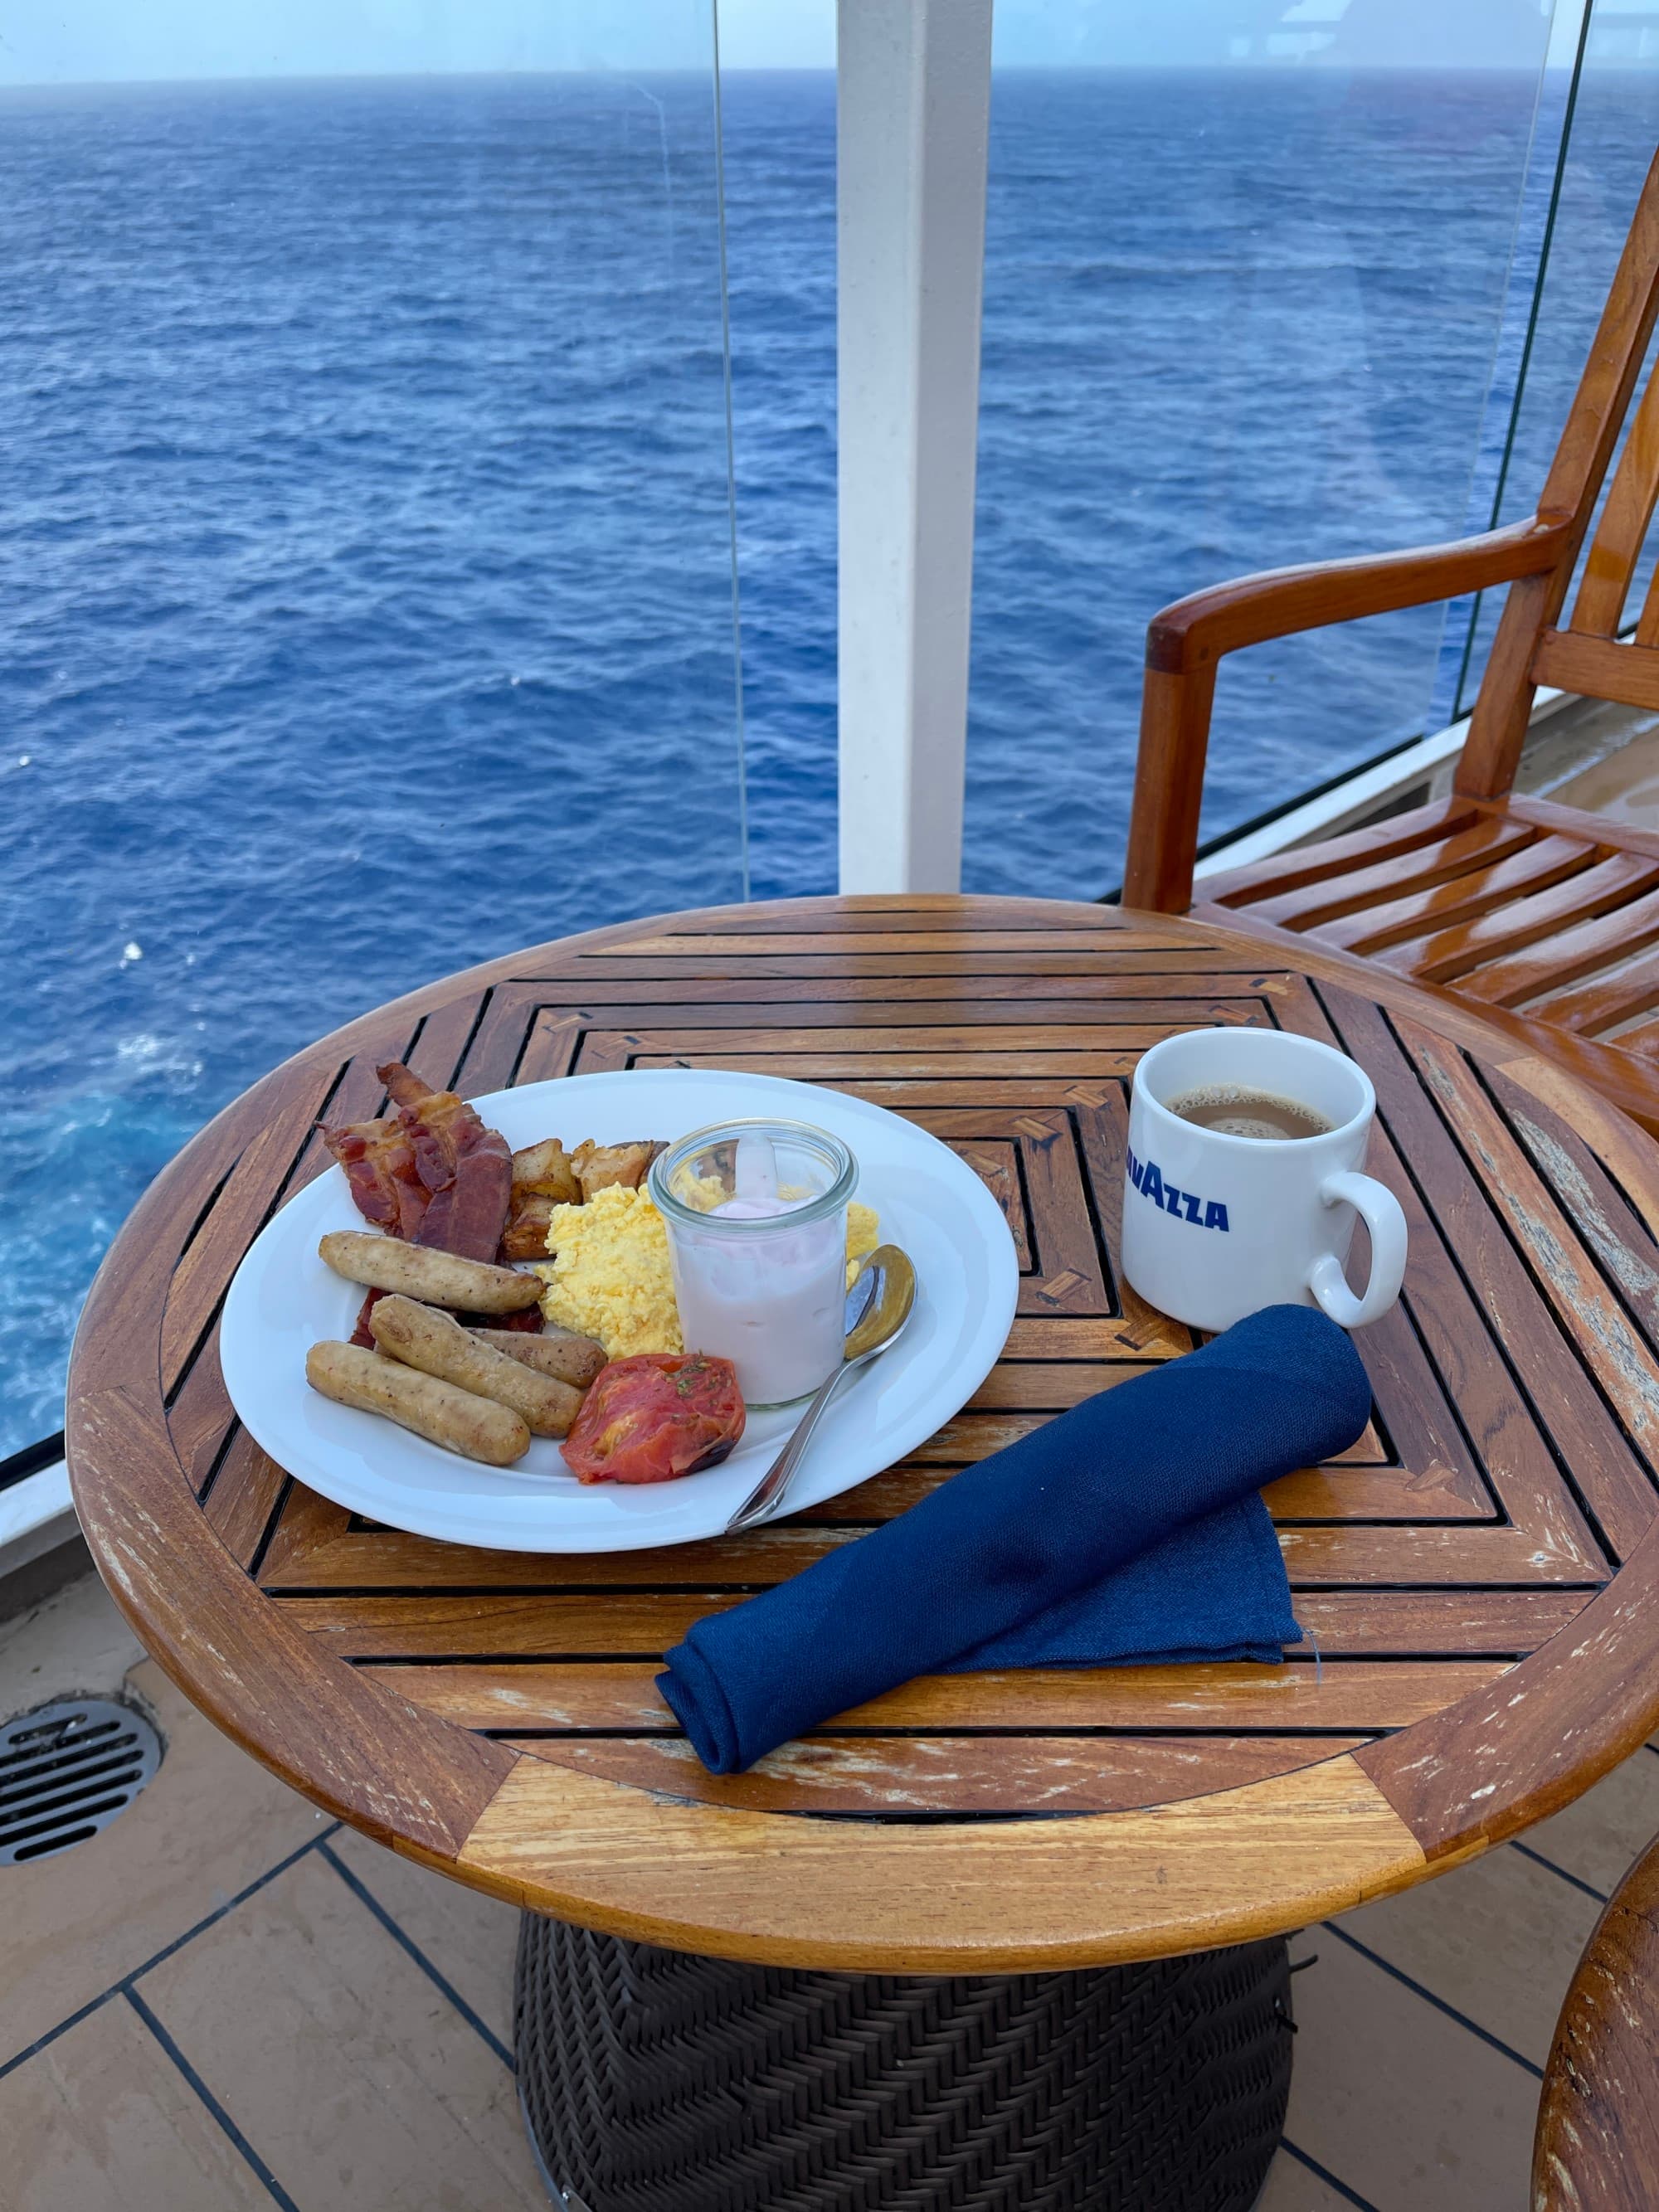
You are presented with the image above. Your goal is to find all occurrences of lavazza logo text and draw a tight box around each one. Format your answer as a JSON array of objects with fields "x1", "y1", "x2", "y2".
[{"x1": 1125, "y1": 1147, "x2": 1231, "y2": 1233}]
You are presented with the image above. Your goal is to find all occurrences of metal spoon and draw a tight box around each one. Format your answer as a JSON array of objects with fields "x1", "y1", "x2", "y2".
[{"x1": 725, "y1": 1244, "x2": 917, "y2": 1535}]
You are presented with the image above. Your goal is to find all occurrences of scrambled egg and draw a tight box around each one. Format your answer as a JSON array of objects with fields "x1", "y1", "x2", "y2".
[
  {"x1": 676, "y1": 1169, "x2": 731, "y2": 1213},
  {"x1": 533, "y1": 1186, "x2": 683, "y2": 1360},
  {"x1": 534, "y1": 1187, "x2": 885, "y2": 1360},
  {"x1": 845, "y1": 1201, "x2": 880, "y2": 1287}
]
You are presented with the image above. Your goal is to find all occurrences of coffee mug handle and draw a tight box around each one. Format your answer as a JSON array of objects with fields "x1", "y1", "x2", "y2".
[{"x1": 1306, "y1": 1169, "x2": 1408, "y2": 1330}]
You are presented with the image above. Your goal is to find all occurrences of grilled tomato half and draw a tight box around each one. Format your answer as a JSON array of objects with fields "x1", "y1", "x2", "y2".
[{"x1": 559, "y1": 1353, "x2": 746, "y2": 1485}]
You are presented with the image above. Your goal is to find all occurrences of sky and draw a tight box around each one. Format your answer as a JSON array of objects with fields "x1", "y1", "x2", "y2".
[{"x1": 0, "y1": 0, "x2": 1573, "y2": 87}]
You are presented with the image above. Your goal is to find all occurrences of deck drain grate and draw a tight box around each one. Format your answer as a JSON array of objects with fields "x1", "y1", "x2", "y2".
[{"x1": 0, "y1": 1697, "x2": 162, "y2": 1864}]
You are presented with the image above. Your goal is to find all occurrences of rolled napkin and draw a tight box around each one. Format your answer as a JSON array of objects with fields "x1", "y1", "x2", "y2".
[
  {"x1": 658, "y1": 1303, "x2": 1370, "y2": 1775},
  {"x1": 942, "y1": 1495, "x2": 1296, "y2": 1670}
]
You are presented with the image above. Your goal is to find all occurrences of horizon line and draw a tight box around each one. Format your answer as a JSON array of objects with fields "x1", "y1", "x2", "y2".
[{"x1": 0, "y1": 58, "x2": 1614, "y2": 95}]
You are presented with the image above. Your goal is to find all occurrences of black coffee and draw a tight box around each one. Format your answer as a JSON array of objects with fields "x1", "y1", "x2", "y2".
[{"x1": 1168, "y1": 1084, "x2": 1334, "y2": 1142}]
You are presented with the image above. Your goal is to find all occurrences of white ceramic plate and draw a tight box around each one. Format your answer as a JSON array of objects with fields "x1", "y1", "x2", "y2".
[{"x1": 219, "y1": 1068, "x2": 1019, "y2": 1552}]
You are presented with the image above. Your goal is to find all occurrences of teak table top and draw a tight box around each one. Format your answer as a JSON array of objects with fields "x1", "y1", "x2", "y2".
[{"x1": 66, "y1": 896, "x2": 1659, "y2": 1971}]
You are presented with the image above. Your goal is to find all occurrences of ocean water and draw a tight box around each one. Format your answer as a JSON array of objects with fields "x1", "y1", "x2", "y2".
[{"x1": 2, "y1": 66, "x2": 1657, "y2": 1454}]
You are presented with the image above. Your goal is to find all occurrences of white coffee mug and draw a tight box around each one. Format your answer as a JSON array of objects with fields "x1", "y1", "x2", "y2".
[{"x1": 1121, "y1": 1028, "x2": 1408, "y2": 1333}]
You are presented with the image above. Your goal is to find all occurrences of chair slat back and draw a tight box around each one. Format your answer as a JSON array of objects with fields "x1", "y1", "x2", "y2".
[
  {"x1": 1571, "y1": 362, "x2": 1659, "y2": 637},
  {"x1": 1633, "y1": 553, "x2": 1659, "y2": 645},
  {"x1": 1460, "y1": 147, "x2": 1659, "y2": 800}
]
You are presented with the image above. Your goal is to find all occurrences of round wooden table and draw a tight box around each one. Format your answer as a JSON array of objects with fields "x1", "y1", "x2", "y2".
[{"x1": 66, "y1": 895, "x2": 1659, "y2": 2212}]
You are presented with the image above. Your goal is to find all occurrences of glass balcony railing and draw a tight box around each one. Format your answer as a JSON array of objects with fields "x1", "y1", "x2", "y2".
[
  {"x1": 0, "y1": 26, "x2": 746, "y2": 1459},
  {"x1": 966, "y1": 11, "x2": 1561, "y2": 895},
  {"x1": 716, "y1": 66, "x2": 837, "y2": 905},
  {"x1": 3, "y1": 0, "x2": 1659, "y2": 1465}
]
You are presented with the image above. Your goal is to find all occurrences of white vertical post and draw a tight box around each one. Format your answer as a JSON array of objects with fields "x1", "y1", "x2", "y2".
[{"x1": 836, "y1": 0, "x2": 993, "y2": 895}]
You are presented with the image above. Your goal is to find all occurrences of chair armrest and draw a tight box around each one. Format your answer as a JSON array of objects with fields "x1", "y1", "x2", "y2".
[
  {"x1": 1124, "y1": 514, "x2": 1570, "y2": 912},
  {"x1": 1146, "y1": 513, "x2": 1569, "y2": 675}
]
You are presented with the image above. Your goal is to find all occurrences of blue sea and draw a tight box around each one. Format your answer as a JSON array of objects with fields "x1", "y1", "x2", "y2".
[{"x1": 2, "y1": 66, "x2": 1657, "y2": 1454}]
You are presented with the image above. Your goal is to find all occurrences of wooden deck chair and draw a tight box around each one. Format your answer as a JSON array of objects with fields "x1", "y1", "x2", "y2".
[
  {"x1": 1123, "y1": 147, "x2": 1659, "y2": 1131},
  {"x1": 1533, "y1": 1826, "x2": 1659, "y2": 2210}
]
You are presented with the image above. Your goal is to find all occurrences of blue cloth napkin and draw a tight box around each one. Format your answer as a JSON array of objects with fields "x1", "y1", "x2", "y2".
[
  {"x1": 942, "y1": 1494, "x2": 1297, "y2": 1670},
  {"x1": 657, "y1": 1303, "x2": 1370, "y2": 1775}
]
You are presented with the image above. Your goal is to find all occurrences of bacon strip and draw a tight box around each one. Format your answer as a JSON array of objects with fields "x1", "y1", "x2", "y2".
[
  {"x1": 349, "y1": 1287, "x2": 390, "y2": 1348},
  {"x1": 319, "y1": 1116, "x2": 431, "y2": 1241},
  {"x1": 327, "y1": 1065, "x2": 530, "y2": 1332},
  {"x1": 376, "y1": 1062, "x2": 513, "y2": 1265}
]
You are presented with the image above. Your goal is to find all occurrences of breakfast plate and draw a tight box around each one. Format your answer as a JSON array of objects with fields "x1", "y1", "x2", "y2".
[{"x1": 219, "y1": 1067, "x2": 1019, "y2": 1551}]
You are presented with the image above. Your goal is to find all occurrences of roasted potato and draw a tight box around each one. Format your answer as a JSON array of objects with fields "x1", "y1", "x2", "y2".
[
  {"x1": 470, "y1": 1323, "x2": 606, "y2": 1390},
  {"x1": 500, "y1": 1189, "x2": 557, "y2": 1262},
  {"x1": 572, "y1": 1139, "x2": 661, "y2": 1200},
  {"x1": 510, "y1": 1139, "x2": 581, "y2": 1205},
  {"x1": 370, "y1": 1296, "x2": 582, "y2": 1437},
  {"x1": 318, "y1": 1231, "x2": 540, "y2": 1313},
  {"x1": 305, "y1": 1341, "x2": 530, "y2": 1465}
]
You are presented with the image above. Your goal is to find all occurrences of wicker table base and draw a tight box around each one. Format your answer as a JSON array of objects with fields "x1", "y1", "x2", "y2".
[{"x1": 515, "y1": 1917, "x2": 1293, "y2": 2211}]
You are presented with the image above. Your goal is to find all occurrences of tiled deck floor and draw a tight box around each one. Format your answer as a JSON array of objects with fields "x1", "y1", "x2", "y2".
[{"x1": 5, "y1": 1573, "x2": 1654, "y2": 2212}]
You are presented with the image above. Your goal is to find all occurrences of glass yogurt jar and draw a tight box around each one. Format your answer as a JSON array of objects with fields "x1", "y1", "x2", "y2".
[{"x1": 649, "y1": 1118, "x2": 857, "y2": 1408}]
